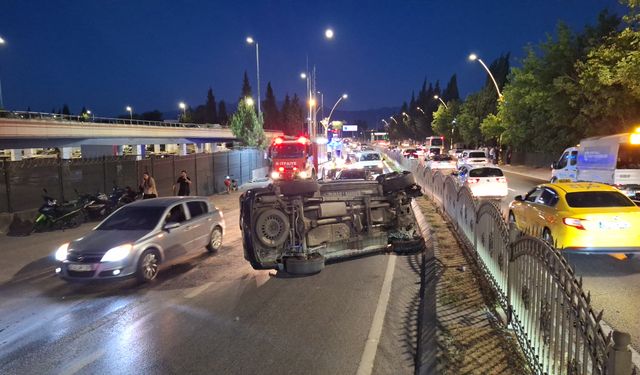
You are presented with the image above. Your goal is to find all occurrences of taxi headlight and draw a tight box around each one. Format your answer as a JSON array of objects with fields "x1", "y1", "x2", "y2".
[
  {"x1": 101, "y1": 244, "x2": 133, "y2": 262},
  {"x1": 55, "y1": 243, "x2": 70, "y2": 261}
]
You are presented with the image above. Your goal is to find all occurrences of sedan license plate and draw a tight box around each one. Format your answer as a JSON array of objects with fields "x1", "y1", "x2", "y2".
[{"x1": 68, "y1": 263, "x2": 93, "y2": 271}]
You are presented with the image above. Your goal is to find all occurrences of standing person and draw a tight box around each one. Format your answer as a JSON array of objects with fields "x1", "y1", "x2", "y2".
[
  {"x1": 506, "y1": 146, "x2": 513, "y2": 165},
  {"x1": 489, "y1": 147, "x2": 496, "y2": 164},
  {"x1": 173, "y1": 170, "x2": 192, "y2": 196},
  {"x1": 140, "y1": 172, "x2": 158, "y2": 199}
]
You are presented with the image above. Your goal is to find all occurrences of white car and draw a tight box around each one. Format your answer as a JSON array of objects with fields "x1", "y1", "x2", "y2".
[
  {"x1": 457, "y1": 150, "x2": 489, "y2": 168},
  {"x1": 426, "y1": 154, "x2": 457, "y2": 171},
  {"x1": 352, "y1": 151, "x2": 385, "y2": 175},
  {"x1": 454, "y1": 165, "x2": 508, "y2": 199}
]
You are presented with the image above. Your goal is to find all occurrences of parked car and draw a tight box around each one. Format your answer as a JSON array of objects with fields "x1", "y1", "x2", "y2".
[
  {"x1": 456, "y1": 150, "x2": 489, "y2": 168},
  {"x1": 54, "y1": 197, "x2": 225, "y2": 283},
  {"x1": 509, "y1": 182, "x2": 640, "y2": 256},
  {"x1": 454, "y1": 165, "x2": 508, "y2": 199},
  {"x1": 426, "y1": 154, "x2": 457, "y2": 171}
]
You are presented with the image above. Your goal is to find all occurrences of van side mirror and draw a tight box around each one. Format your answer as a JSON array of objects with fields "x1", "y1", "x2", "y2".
[
  {"x1": 551, "y1": 162, "x2": 558, "y2": 169},
  {"x1": 163, "y1": 222, "x2": 181, "y2": 231},
  {"x1": 514, "y1": 195, "x2": 523, "y2": 202}
]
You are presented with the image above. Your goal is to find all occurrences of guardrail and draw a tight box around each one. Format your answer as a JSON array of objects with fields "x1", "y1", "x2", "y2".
[
  {"x1": 0, "y1": 109, "x2": 226, "y2": 129},
  {"x1": 386, "y1": 150, "x2": 634, "y2": 375}
]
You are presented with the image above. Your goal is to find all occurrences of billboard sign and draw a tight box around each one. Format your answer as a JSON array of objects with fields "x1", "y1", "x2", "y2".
[{"x1": 342, "y1": 125, "x2": 358, "y2": 132}]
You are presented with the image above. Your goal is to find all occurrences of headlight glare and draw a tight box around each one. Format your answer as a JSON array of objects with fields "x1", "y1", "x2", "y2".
[
  {"x1": 101, "y1": 244, "x2": 133, "y2": 262},
  {"x1": 55, "y1": 243, "x2": 70, "y2": 261}
]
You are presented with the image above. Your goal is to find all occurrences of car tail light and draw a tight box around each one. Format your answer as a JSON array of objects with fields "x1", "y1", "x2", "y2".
[
  {"x1": 497, "y1": 177, "x2": 506, "y2": 183},
  {"x1": 563, "y1": 217, "x2": 586, "y2": 230},
  {"x1": 468, "y1": 178, "x2": 480, "y2": 184},
  {"x1": 278, "y1": 167, "x2": 285, "y2": 172}
]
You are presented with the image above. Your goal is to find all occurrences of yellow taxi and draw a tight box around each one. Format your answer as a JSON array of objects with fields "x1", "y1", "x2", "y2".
[{"x1": 508, "y1": 182, "x2": 640, "y2": 256}]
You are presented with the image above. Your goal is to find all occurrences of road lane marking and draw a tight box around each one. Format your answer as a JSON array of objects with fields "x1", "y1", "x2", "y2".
[
  {"x1": 508, "y1": 188, "x2": 516, "y2": 192},
  {"x1": 184, "y1": 281, "x2": 214, "y2": 299},
  {"x1": 356, "y1": 254, "x2": 397, "y2": 375},
  {"x1": 60, "y1": 349, "x2": 105, "y2": 375}
]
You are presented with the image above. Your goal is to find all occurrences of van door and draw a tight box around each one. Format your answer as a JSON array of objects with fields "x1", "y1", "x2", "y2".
[{"x1": 552, "y1": 150, "x2": 573, "y2": 181}]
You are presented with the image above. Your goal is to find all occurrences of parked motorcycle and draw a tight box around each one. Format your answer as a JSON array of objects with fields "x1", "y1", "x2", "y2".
[
  {"x1": 76, "y1": 185, "x2": 125, "y2": 220},
  {"x1": 32, "y1": 189, "x2": 87, "y2": 232},
  {"x1": 117, "y1": 186, "x2": 140, "y2": 207}
]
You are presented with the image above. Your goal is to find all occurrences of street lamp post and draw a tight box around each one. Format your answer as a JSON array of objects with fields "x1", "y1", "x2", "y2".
[
  {"x1": 126, "y1": 106, "x2": 133, "y2": 124},
  {"x1": 246, "y1": 37, "x2": 261, "y2": 113},
  {"x1": 402, "y1": 112, "x2": 410, "y2": 120},
  {"x1": 451, "y1": 119, "x2": 457, "y2": 149},
  {"x1": 326, "y1": 94, "x2": 348, "y2": 129},
  {"x1": 433, "y1": 95, "x2": 449, "y2": 109},
  {"x1": 0, "y1": 36, "x2": 6, "y2": 109},
  {"x1": 416, "y1": 107, "x2": 425, "y2": 115},
  {"x1": 317, "y1": 91, "x2": 324, "y2": 120},
  {"x1": 179, "y1": 102, "x2": 187, "y2": 121},
  {"x1": 468, "y1": 53, "x2": 503, "y2": 99},
  {"x1": 389, "y1": 116, "x2": 398, "y2": 125}
]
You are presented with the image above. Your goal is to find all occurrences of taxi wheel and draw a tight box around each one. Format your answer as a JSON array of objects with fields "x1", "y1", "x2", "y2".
[{"x1": 542, "y1": 229, "x2": 554, "y2": 247}]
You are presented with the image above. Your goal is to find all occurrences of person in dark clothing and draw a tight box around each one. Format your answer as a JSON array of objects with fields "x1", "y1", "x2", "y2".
[
  {"x1": 173, "y1": 170, "x2": 192, "y2": 196},
  {"x1": 506, "y1": 147, "x2": 513, "y2": 165}
]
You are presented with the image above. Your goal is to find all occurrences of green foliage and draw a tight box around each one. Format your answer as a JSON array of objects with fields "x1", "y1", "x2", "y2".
[
  {"x1": 432, "y1": 101, "x2": 461, "y2": 141},
  {"x1": 230, "y1": 99, "x2": 265, "y2": 147}
]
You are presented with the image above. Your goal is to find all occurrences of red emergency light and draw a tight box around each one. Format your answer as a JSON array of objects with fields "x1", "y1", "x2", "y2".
[{"x1": 278, "y1": 167, "x2": 285, "y2": 172}]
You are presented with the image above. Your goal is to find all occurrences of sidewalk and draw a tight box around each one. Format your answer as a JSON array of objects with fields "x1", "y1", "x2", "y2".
[
  {"x1": 0, "y1": 191, "x2": 244, "y2": 286},
  {"x1": 500, "y1": 164, "x2": 551, "y2": 182}
]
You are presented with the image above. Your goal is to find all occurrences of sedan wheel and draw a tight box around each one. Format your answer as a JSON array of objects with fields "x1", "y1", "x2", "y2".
[
  {"x1": 207, "y1": 227, "x2": 223, "y2": 253},
  {"x1": 136, "y1": 250, "x2": 160, "y2": 283}
]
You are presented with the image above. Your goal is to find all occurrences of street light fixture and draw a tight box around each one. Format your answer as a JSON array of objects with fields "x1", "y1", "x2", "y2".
[
  {"x1": 468, "y1": 53, "x2": 503, "y2": 99},
  {"x1": 416, "y1": 107, "x2": 425, "y2": 115},
  {"x1": 245, "y1": 97, "x2": 254, "y2": 107},
  {"x1": 126, "y1": 106, "x2": 133, "y2": 123},
  {"x1": 402, "y1": 112, "x2": 410, "y2": 120},
  {"x1": 389, "y1": 116, "x2": 398, "y2": 125},
  {"x1": 433, "y1": 95, "x2": 449, "y2": 109},
  {"x1": 0, "y1": 35, "x2": 6, "y2": 109},
  {"x1": 300, "y1": 72, "x2": 307, "y2": 79},
  {"x1": 325, "y1": 93, "x2": 348, "y2": 130},
  {"x1": 246, "y1": 36, "x2": 261, "y2": 113},
  {"x1": 179, "y1": 102, "x2": 187, "y2": 121}
]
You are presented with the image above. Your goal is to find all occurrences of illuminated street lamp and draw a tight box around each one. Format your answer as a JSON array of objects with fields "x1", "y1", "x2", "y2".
[
  {"x1": 416, "y1": 107, "x2": 425, "y2": 115},
  {"x1": 126, "y1": 106, "x2": 133, "y2": 123},
  {"x1": 300, "y1": 72, "x2": 307, "y2": 79},
  {"x1": 179, "y1": 102, "x2": 187, "y2": 121},
  {"x1": 309, "y1": 98, "x2": 317, "y2": 108},
  {"x1": 389, "y1": 116, "x2": 398, "y2": 125},
  {"x1": 468, "y1": 53, "x2": 503, "y2": 99},
  {"x1": 433, "y1": 95, "x2": 449, "y2": 109},
  {"x1": 402, "y1": 112, "x2": 410, "y2": 120},
  {"x1": 326, "y1": 93, "x2": 348, "y2": 129},
  {"x1": 0, "y1": 35, "x2": 6, "y2": 109},
  {"x1": 246, "y1": 36, "x2": 261, "y2": 113},
  {"x1": 245, "y1": 97, "x2": 254, "y2": 106}
]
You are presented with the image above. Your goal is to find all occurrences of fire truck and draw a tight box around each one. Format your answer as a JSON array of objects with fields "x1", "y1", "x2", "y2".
[{"x1": 268, "y1": 136, "x2": 316, "y2": 180}]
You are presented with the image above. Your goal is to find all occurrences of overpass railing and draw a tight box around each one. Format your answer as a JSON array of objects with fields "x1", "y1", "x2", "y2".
[
  {"x1": 0, "y1": 110, "x2": 227, "y2": 129},
  {"x1": 386, "y1": 150, "x2": 634, "y2": 375}
]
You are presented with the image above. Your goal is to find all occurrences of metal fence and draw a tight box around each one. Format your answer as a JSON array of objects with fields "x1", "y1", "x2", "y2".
[
  {"x1": 387, "y1": 151, "x2": 634, "y2": 375},
  {"x1": 0, "y1": 149, "x2": 266, "y2": 213}
]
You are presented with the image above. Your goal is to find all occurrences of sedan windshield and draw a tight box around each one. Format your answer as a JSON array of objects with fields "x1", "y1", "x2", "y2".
[
  {"x1": 469, "y1": 168, "x2": 504, "y2": 177},
  {"x1": 359, "y1": 153, "x2": 381, "y2": 161},
  {"x1": 565, "y1": 191, "x2": 635, "y2": 208},
  {"x1": 97, "y1": 206, "x2": 165, "y2": 230},
  {"x1": 468, "y1": 152, "x2": 486, "y2": 158}
]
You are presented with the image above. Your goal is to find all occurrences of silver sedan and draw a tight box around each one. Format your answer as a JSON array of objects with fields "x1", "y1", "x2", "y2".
[{"x1": 54, "y1": 197, "x2": 225, "y2": 283}]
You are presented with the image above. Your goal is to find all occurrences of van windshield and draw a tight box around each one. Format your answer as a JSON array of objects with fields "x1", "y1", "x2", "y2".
[
  {"x1": 430, "y1": 138, "x2": 443, "y2": 146},
  {"x1": 616, "y1": 144, "x2": 640, "y2": 169}
]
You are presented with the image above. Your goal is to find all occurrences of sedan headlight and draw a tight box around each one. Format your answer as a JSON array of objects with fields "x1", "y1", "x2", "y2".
[
  {"x1": 101, "y1": 244, "x2": 133, "y2": 262},
  {"x1": 55, "y1": 243, "x2": 70, "y2": 261}
]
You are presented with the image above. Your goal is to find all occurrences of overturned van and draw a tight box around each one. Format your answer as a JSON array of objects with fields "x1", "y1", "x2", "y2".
[{"x1": 240, "y1": 172, "x2": 424, "y2": 275}]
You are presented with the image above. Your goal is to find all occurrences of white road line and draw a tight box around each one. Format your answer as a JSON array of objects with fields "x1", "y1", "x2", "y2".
[
  {"x1": 184, "y1": 281, "x2": 214, "y2": 299},
  {"x1": 60, "y1": 349, "x2": 105, "y2": 375},
  {"x1": 508, "y1": 188, "x2": 516, "y2": 192},
  {"x1": 356, "y1": 254, "x2": 397, "y2": 375}
]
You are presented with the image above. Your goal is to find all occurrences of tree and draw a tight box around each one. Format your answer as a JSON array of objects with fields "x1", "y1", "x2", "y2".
[
  {"x1": 432, "y1": 101, "x2": 461, "y2": 143},
  {"x1": 140, "y1": 110, "x2": 163, "y2": 121},
  {"x1": 289, "y1": 94, "x2": 305, "y2": 135},
  {"x1": 230, "y1": 98, "x2": 265, "y2": 147},
  {"x1": 442, "y1": 74, "x2": 460, "y2": 102},
  {"x1": 205, "y1": 88, "x2": 218, "y2": 124},
  {"x1": 218, "y1": 101, "x2": 228, "y2": 125},
  {"x1": 281, "y1": 94, "x2": 292, "y2": 134},
  {"x1": 62, "y1": 104, "x2": 71, "y2": 115},
  {"x1": 241, "y1": 71, "x2": 252, "y2": 99},
  {"x1": 262, "y1": 82, "x2": 280, "y2": 130}
]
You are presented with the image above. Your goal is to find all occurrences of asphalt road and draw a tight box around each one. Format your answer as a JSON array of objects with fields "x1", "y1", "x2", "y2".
[
  {"x1": 0, "y1": 172, "x2": 421, "y2": 374},
  {"x1": 500, "y1": 170, "x2": 640, "y2": 353}
]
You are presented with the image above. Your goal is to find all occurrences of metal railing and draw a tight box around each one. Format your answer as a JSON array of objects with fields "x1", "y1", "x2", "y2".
[
  {"x1": 0, "y1": 109, "x2": 226, "y2": 129},
  {"x1": 385, "y1": 150, "x2": 634, "y2": 375}
]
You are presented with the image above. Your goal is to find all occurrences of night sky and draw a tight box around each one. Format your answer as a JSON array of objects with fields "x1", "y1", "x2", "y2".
[{"x1": 0, "y1": 0, "x2": 625, "y2": 116}]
